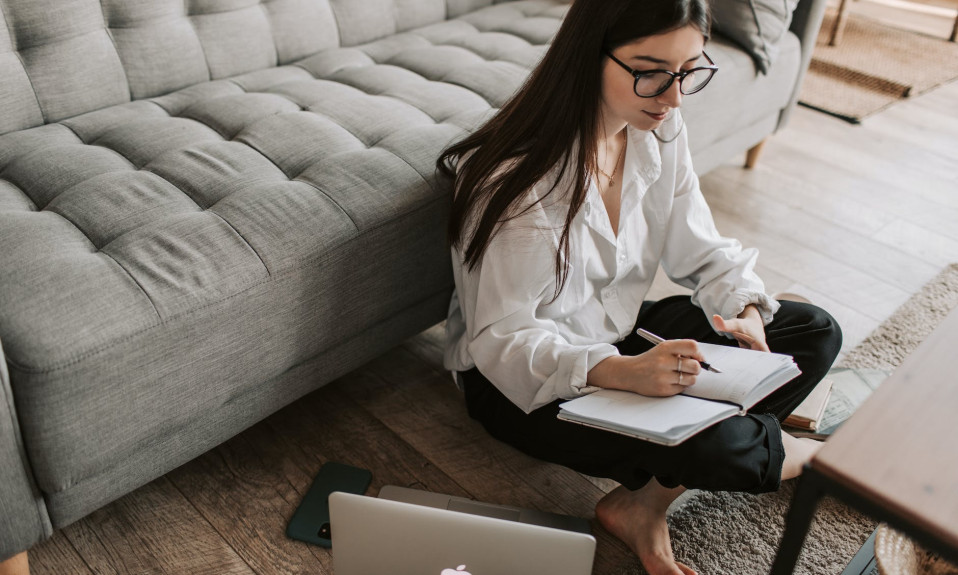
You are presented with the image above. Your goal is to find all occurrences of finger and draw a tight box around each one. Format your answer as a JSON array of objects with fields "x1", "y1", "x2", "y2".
[
  {"x1": 676, "y1": 356, "x2": 702, "y2": 375},
  {"x1": 656, "y1": 379, "x2": 688, "y2": 396},
  {"x1": 661, "y1": 339, "x2": 705, "y2": 362},
  {"x1": 672, "y1": 374, "x2": 696, "y2": 388},
  {"x1": 726, "y1": 328, "x2": 762, "y2": 349},
  {"x1": 714, "y1": 314, "x2": 751, "y2": 335},
  {"x1": 714, "y1": 315, "x2": 753, "y2": 344},
  {"x1": 671, "y1": 361, "x2": 696, "y2": 386},
  {"x1": 729, "y1": 330, "x2": 755, "y2": 344},
  {"x1": 712, "y1": 314, "x2": 735, "y2": 333},
  {"x1": 729, "y1": 330, "x2": 771, "y2": 352}
]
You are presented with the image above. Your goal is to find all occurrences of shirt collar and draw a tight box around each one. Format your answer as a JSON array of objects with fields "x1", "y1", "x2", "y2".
[
  {"x1": 540, "y1": 125, "x2": 665, "y2": 243},
  {"x1": 623, "y1": 123, "x2": 663, "y2": 197},
  {"x1": 541, "y1": 123, "x2": 664, "y2": 194}
]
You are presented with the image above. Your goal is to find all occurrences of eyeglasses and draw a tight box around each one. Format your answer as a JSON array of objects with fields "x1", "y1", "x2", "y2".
[{"x1": 605, "y1": 50, "x2": 718, "y2": 98}]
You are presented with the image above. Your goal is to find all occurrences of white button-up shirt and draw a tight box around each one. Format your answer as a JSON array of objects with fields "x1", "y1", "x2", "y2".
[{"x1": 444, "y1": 114, "x2": 780, "y2": 414}]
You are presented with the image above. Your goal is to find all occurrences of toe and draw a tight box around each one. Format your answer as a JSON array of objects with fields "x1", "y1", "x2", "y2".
[{"x1": 642, "y1": 555, "x2": 691, "y2": 575}]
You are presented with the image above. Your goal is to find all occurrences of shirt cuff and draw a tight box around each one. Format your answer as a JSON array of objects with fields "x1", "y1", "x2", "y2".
[
  {"x1": 569, "y1": 343, "x2": 620, "y2": 397},
  {"x1": 719, "y1": 290, "x2": 781, "y2": 326}
]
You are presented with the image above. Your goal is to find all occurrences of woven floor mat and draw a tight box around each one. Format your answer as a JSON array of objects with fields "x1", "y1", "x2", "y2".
[{"x1": 799, "y1": 10, "x2": 958, "y2": 123}]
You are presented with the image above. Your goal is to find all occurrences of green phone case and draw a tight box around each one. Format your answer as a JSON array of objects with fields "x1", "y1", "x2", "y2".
[{"x1": 286, "y1": 461, "x2": 372, "y2": 547}]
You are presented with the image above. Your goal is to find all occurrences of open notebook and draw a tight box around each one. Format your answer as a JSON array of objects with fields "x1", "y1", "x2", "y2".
[{"x1": 558, "y1": 343, "x2": 801, "y2": 446}]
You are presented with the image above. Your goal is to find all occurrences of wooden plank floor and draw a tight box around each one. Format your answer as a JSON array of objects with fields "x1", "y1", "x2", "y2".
[{"x1": 28, "y1": 81, "x2": 958, "y2": 575}]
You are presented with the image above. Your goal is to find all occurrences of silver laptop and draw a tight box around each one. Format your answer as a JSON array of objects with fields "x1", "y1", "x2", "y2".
[{"x1": 329, "y1": 485, "x2": 596, "y2": 575}]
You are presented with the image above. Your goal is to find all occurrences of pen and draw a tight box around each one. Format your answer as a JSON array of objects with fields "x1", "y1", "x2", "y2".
[{"x1": 635, "y1": 328, "x2": 722, "y2": 373}]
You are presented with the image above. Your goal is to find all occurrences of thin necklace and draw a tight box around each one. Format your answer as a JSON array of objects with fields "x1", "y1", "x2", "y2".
[{"x1": 597, "y1": 134, "x2": 626, "y2": 187}]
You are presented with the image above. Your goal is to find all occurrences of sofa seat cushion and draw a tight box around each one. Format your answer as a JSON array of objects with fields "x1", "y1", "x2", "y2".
[
  {"x1": 683, "y1": 31, "x2": 802, "y2": 154},
  {"x1": 0, "y1": 0, "x2": 566, "y2": 500}
]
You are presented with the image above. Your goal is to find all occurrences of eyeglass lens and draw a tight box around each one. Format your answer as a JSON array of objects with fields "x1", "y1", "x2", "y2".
[{"x1": 634, "y1": 69, "x2": 713, "y2": 97}]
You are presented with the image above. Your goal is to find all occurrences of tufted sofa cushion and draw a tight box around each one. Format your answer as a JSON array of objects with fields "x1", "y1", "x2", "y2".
[
  {"x1": 0, "y1": 0, "x2": 566, "y2": 525},
  {"x1": 0, "y1": 0, "x2": 522, "y2": 134}
]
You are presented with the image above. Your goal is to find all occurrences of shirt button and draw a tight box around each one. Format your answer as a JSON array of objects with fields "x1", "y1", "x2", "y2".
[{"x1": 618, "y1": 253, "x2": 627, "y2": 264}]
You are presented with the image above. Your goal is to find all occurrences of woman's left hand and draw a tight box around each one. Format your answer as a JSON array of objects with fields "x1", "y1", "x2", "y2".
[{"x1": 712, "y1": 305, "x2": 770, "y2": 352}]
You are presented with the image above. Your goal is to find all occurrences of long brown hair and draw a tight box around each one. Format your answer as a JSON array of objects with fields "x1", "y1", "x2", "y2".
[{"x1": 437, "y1": 0, "x2": 710, "y2": 298}]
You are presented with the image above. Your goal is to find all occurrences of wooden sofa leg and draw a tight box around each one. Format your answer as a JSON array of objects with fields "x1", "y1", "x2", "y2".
[
  {"x1": 745, "y1": 139, "x2": 767, "y2": 169},
  {"x1": 0, "y1": 552, "x2": 29, "y2": 575}
]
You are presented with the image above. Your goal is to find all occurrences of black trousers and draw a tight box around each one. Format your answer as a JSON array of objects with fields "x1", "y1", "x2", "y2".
[{"x1": 461, "y1": 295, "x2": 842, "y2": 494}]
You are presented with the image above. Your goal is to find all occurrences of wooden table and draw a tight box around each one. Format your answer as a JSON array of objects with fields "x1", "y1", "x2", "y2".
[{"x1": 770, "y1": 306, "x2": 958, "y2": 574}]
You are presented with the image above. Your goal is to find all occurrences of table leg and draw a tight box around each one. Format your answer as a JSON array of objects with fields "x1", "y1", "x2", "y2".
[{"x1": 769, "y1": 468, "x2": 825, "y2": 575}]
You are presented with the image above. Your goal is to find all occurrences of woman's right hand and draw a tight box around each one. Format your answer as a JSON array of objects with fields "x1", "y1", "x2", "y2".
[{"x1": 587, "y1": 339, "x2": 705, "y2": 397}]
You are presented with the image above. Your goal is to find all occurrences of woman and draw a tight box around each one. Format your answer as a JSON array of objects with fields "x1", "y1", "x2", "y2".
[{"x1": 436, "y1": 0, "x2": 842, "y2": 573}]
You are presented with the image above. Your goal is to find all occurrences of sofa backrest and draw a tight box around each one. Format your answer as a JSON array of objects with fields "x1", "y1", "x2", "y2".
[{"x1": 0, "y1": 0, "x2": 506, "y2": 136}]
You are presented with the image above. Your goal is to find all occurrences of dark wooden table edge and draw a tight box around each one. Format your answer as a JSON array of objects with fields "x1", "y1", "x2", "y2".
[{"x1": 769, "y1": 462, "x2": 958, "y2": 574}]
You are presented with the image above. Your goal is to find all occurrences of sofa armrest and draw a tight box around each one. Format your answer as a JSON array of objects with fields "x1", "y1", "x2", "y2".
[
  {"x1": 779, "y1": 0, "x2": 830, "y2": 128},
  {"x1": 0, "y1": 338, "x2": 51, "y2": 561}
]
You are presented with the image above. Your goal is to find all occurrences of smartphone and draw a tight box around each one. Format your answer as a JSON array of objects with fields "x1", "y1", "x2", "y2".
[{"x1": 286, "y1": 461, "x2": 372, "y2": 547}]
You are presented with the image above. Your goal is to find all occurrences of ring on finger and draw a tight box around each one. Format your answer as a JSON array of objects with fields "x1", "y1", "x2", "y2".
[
  {"x1": 678, "y1": 370, "x2": 684, "y2": 385},
  {"x1": 676, "y1": 356, "x2": 682, "y2": 373}
]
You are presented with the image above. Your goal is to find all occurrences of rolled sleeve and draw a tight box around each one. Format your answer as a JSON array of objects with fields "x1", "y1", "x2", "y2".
[
  {"x1": 470, "y1": 324, "x2": 619, "y2": 413},
  {"x1": 531, "y1": 341, "x2": 619, "y2": 411},
  {"x1": 660, "y1": 125, "x2": 779, "y2": 334},
  {"x1": 720, "y1": 289, "x2": 781, "y2": 326},
  {"x1": 464, "y1": 218, "x2": 621, "y2": 412},
  {"x1": 450, "y1": 192, "x2": 624, "y2": 413}
]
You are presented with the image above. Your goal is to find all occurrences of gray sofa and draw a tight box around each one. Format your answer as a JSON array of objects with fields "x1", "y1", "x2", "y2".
[{"x1": 0, "y1": 0, "x2": 826, "y2": 563}]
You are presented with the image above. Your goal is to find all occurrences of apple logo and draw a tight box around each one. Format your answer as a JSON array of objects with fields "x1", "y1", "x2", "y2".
[{"x1": 440, "y1": 565, "x2": 471, "y2": 575}]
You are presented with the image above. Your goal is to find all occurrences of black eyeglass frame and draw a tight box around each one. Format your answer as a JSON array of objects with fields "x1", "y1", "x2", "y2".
[{"x1": 605, "y1": 50, "x2": 719, "y2": 98}]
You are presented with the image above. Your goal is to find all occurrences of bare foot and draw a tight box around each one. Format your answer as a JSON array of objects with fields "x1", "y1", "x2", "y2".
[
  {"x1": 595, "y1": 484, "x2": 696, "y2": 575},
  {"x1": 781, "y1": 432, "x2": 825, "y2": 480}
]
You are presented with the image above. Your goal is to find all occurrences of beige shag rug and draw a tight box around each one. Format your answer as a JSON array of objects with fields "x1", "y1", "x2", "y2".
[
  {"x1": 839, "y1": 263, "x2": 958, "y2": 370},
  {"x1": 799, "y1": 10, "x2": 958, "y2": 123},
  {"x1": 620, "y1": 263, "x2": 958, "y2": 575}
]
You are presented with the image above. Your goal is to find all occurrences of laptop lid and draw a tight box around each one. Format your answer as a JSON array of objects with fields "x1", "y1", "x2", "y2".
[
  {"x1": 377, "y1": 485, "x2": 593, "y2": 534},
  {"x1": 329, "y1": 492, "x2": 596, "y2": 575}
]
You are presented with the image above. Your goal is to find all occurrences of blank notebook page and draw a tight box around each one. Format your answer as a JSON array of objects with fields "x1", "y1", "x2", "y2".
[{"x1": 559, "y1": 390, "x2": 733, "y2": 434}]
